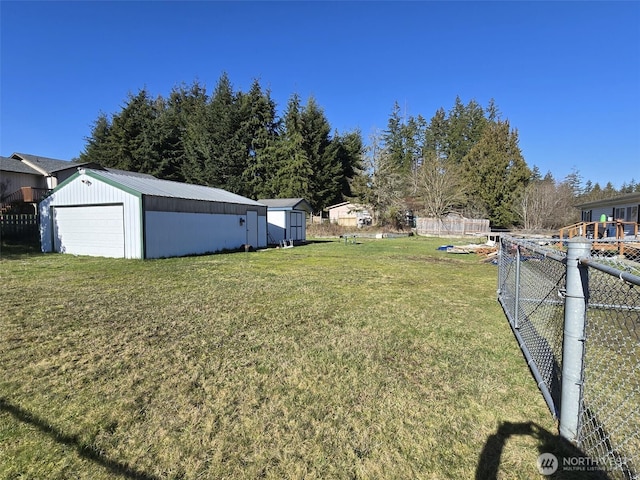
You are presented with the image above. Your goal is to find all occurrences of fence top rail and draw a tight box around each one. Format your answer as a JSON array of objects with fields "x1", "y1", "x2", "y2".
[
  {"x1": 580, "y1": 257, "x2": 640, "y2": 286},
  {"x1": 502, "y1": 235, "x2": 640, "y2": 285}
]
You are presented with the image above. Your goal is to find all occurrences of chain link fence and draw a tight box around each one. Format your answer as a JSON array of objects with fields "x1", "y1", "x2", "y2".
[{"x1": 498, "y1": 235, "x2": 640, "y2": 479}]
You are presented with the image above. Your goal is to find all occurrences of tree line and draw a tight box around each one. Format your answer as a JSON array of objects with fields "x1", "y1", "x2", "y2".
[
  {"x1": 79, "y1": 74, "x2": 637, "y2": 229},
  {"x1": 79, "y1": 73, "x2": 362, "y2": 213}
]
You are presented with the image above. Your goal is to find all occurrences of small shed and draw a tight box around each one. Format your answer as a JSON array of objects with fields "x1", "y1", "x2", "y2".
[
  {"x1": 258, "y1": 198, "x2": 312, "y2": 245},
  {"x1": 40, "y1": 168, "x2": 267, "y2": 259}
]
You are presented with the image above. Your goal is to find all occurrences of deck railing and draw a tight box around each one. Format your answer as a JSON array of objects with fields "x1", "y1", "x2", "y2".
[
  {"x1": 0, "y1": 187, "x2": 51, "y2": 205},
  {"x1": 560, "y1": 221, "x2": 639, "y2": 241}
]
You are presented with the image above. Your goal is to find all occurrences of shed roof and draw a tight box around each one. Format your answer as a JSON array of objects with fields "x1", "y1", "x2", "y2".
[
  {"x1": 258, "y1": 198, "x2": 312, "y2": 212},
  {"x1": 84, "y1": 169, "x2": 265, "y2": 206}
]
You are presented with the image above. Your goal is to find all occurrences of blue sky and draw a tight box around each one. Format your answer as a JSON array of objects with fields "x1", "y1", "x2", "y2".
[{"x1": 1, "y1": 1, "x2": 638, "y2": 189}]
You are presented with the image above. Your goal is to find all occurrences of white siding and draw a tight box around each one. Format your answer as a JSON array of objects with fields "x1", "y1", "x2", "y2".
[
  {"x1": 266, "y1": 210, "x2": 287, "y2": 243},
  {"x1": 145, "y1": 211, "x2": 248, "y2": 258},
  {"x1": 39, "y1": 171, "x2": 268, "y2": 259},
  {"x1": 266, "y1": 210, "x2": 306, "y2": 243},
  {"x1": 258, "y1": 214, "x2": 267, "y2": 248},
  {"x1": 588, "y1": 203, "x2": 639, "y2": 232},
  {"x1": 40, "y1": 172, "x2": 142, "y2": 258}
]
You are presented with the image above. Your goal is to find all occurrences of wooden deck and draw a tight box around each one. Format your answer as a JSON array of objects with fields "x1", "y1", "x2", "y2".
[{"x1": 559, "y1": 221, "x2": 640, "y2": 257}]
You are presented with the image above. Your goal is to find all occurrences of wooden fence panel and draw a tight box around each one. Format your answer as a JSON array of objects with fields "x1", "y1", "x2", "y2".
[
  {"x1": 0, "y1": 214, "x2": 40, "y2": 241},
  {"x1": 416, "y1": 217, "x2": 490, "y2": 236}
]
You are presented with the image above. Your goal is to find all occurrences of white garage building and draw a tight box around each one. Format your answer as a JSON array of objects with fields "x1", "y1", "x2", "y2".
[
  {"x1": 40, "y1": 168, "x2": 267, "y2": 259},
  {"x1": 258, "y1": 198, "x2": 312, "y2": 245}
]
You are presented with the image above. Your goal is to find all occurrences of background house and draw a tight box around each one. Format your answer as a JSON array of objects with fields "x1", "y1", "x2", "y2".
[
  {"x1": 575, "y1": 192, "x2": 640, "y2": 238},
  {"x1": 1, "y1": 152, "x2": 153, "y2": 214},
  {"x1": 1, "y1": 153, "x2": 84, "y2": 213},
  {"x1": 258, "y1": 198, "x2": 312, "y2": 245},
  {"x1": 326, "y1": 201, "x2": 372, "y2": 227},
  {"x1": 40, "y1": 168, "x2": 267, "y2": 259}
]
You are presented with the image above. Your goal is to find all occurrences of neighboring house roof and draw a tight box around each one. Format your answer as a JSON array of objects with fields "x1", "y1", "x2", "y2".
[
  {"x1": 258, "y1": 198, "x2": 312, "y2": 213},
  {"x1": 326, "y1": 201, "x2": 350, "y2": 210},
  {"x1": 0, "y1": 156, "x2": 38, "y2": 174},
  {"x1": 11, "y1": 152, "x2": 86, "y2": 175},
  {"x1": 576, "y1": 192, "x2": 640, "y2": 209},
  {"x1": 79, "y1": 168, "x2": 264, "y2": 205},
  {"x1": 326, "y1": 201, "x2": 369, "y2": 213},
  {"x1": 6, "y1": 152, "x2": 155, "y2": 179}
]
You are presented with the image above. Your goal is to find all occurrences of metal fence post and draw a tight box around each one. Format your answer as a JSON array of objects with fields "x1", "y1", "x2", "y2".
[
  {"x1": 514, "y1": 246, "x2": 521, "y2": 329},
  {"x1": 559, "y1": 237, "x2": 591, "y2": 442}
]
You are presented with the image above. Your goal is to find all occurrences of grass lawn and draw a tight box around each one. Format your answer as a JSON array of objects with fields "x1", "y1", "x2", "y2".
[{"x1": 0, "y1": 236, "x2": 602, "y2": 479}]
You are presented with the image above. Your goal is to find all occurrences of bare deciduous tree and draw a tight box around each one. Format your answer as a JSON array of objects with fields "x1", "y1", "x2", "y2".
[{"x1": 413, "y1": 153, "x2": 466, "y2": 218}]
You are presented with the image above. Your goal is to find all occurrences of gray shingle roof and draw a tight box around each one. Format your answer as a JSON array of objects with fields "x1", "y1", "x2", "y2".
[
  {"x1": 0, "y1": 156, "x2": 39, "y2": 174},
  {"x1": 12, "y1": 153, "x2": 84, "y2": 174},
  {"x1": 86, "y1": 169, "x2": 265, "y2": 206}
]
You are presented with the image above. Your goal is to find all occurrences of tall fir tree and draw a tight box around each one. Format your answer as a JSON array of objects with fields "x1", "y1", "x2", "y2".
[
  {"x1": 270, "y1": 94, "x2": 313, "y2": 201},
  {"x1": 239, "y1": 80, "x2": 281, "y2": 199},
  {"x1": 461, "y1": 120, "x2": 531, "y2": 227}
]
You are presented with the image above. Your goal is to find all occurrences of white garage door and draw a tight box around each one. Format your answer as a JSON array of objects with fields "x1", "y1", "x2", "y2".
[{"x1": 53, "y1": 205, "x2": 125, "y2": 258}]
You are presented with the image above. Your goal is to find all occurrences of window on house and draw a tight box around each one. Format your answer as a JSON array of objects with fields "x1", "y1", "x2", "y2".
[
  {"x1": 615, "y1": 207, "x2": 625, "y2": 220},
  {"x1": 628, "y1": 206, "x2": 638, "y2": 222}
]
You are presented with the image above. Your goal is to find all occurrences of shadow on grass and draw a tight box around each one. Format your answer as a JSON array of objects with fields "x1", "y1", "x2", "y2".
[
  {"x1": 0, "y1": 397, "x2": 159, "y2": 480},
  {"x1": 0, "y1": 240, "x2": 42, "y2": 259},
  {"x1": 476, "y1": 421, "x2": 610, "y2": 479}
]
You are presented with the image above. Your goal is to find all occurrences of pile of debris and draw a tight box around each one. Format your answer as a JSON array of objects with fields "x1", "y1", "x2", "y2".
[{"x1": 438, "y1": 240, "x2": 499, "y2": 262}]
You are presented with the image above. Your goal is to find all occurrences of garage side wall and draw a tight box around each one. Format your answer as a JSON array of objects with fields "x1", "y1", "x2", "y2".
[
  {"x1": 39, "y1": 175, "x2": 142, "y2": 259},
  {"x1": 145, "y1": 211, "x2": 249, "y2": 258}
]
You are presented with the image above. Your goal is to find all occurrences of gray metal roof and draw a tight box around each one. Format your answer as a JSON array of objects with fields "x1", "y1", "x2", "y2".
[
  {"x1": 258, "y1": 198, "x2": 312, "y2": 212},
  {"x1": 0, "y1": 156, "x2": 39, "y2": 174},
  {"x1": 103, "y1": 168, "x2": 156, "y2": 179},
  {"x1": 86, "y1": 169, "x2": 265, "y2": 206}
]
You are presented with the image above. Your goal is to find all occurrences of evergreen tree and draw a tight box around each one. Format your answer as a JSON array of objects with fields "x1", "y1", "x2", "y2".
[
  {"x1": 270, "y1": 94, "x2": 313, "y2": 201},
  {"x1": 206, "y1": 72, "x2": 245, "y2": 192},
  {"x1": 564, "y1": 167, "x2": 583, "y2": 197},
  {"x1": 162, "y1": 81, "x2": 209, "y2": 182},
  {"x1": 330, "y1": 129, "x2": 364, "y2": 205},
  {"x1": 79, "y1": 113, "x2": 113, "y2": 166},
  {"x1": 462, "y1": 120, "x2": 530, "y2": 227},
  {"x1": 424, "y1": 107, "x2": 448, "y2": 160},
  {"x1": 107, "y1": 89, "x2": 159, "y2": 173},
  {"x1": 240, "y1": 80, "x2": 280, "y2": 199},
  {"x1": 382, "y1": 101, "x2": 415, "y2": 176},
  {"x1": 445, "y1": 96, "x2": 487, "y2": 164},
  {"x1": 300, "y1": 96, "x2": 342, "y2": 210}
]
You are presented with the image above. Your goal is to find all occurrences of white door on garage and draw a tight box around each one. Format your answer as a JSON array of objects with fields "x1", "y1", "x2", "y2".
[
  {"x1": 53, "y1": 205, "x2": 125, "y2": 258},
  {"x1": 246, "y1": 210, "x2": 258, "y2": 249}
]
